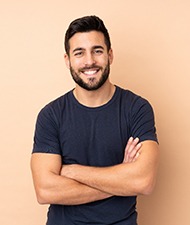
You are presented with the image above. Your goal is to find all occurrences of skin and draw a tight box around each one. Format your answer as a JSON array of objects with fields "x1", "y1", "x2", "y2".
[
  {"x1": 31, "y1": 138, "x2": 141, "y2": 205},
  {"x1": 30, "y1": 31, "x2": 159, "y2": 205},
  {"x1": 61, "y1": 140, "x2": 158, "y2": 196},
  {"x1": 64, "y1": 31, "x2": 114, "y2": 107}
]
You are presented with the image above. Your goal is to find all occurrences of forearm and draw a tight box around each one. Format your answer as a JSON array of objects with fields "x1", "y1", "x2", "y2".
[
  {"x1": 35, "y1": 172, "x2": 112, "y2": 205},
  {"x1": 31, "y1": 153, "x2": 112, "y2": 206},
  {"x1": 62, "y1": 141, "x2": 159, "y2": 196},
  {"x1": 62, "y1": 164, "x2": 139, "y2": 196}
]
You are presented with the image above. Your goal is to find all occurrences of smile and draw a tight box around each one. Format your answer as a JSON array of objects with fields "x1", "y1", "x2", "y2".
[{"x1": 81, "y1": 68, "x2": 100, "y2": 76}]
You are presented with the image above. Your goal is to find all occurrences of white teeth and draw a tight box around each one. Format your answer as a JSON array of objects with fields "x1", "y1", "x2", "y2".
[{"x1": 83, "y1": 70, "x2": 97, "y2": 75}]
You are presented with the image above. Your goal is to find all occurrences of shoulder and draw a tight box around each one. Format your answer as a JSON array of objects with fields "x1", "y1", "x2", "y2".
[
  {"x1": 116, "y1": 87, "x2": 158, "y2": 142},
  {"x1": 39, "y1": 90, "x2": 72, "y2": 114},
  {"x1": 117, "y1": 86, "x2": 152, "y2": 110},
  {"x1": 36, "y1": 90, "x2": 73, "y2": 125}
]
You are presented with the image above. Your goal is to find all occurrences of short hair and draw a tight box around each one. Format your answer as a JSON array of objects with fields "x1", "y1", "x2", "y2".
[{"x1": 64, "y1": 15, "x2": 111, "y2": 55}]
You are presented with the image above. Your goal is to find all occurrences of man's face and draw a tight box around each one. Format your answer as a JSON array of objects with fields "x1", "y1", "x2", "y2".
[{"x1": 65, "y1": 31, "x2": 113, "y2": 91}]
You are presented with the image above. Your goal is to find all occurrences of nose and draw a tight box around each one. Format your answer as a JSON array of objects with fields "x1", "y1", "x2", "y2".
[{"x1": 84, "y1": 52, "x2": 95, "y2": 66}]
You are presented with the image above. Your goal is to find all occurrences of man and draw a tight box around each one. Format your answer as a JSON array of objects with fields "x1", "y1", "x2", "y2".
[{"x1": 31, "y1": 15, "x2": 159, "y2": 225}]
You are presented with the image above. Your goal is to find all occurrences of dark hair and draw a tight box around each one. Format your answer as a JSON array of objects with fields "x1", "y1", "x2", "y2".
[{"x1": 64, "y1": 15, "x2": 111, "y2": 55}]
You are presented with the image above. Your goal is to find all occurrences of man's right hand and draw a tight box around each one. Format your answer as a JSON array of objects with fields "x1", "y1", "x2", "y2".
[{"x1": 123, "y1": 137, "x2": 142, "y2": 163}]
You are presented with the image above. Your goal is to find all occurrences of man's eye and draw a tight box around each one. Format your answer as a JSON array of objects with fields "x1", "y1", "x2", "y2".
[
  {"x1": 95, "y1": 49, "x2": 103, "y2": 54},
  {"x1": 94, "y1": 49, "x2": 103, "y2": 54},
  {"x1": 74, "y1": 52, "x2": 83, "y2": 57}
]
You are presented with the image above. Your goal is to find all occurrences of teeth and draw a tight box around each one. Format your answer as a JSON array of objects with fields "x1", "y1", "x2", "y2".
[{"x1": 83, "y1": 70, "x2": 97, "y2": 75}]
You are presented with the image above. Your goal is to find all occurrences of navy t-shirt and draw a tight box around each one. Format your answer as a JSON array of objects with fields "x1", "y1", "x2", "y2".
[{"x1": 32, "y1": 86, "x2": 158, "y2": 225}]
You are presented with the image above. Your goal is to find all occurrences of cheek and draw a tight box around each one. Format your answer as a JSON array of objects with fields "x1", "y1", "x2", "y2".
[
  {"x1": 95, "y1": 56, "x2": 108, "y2": 66},
  {"x1": 70, "y1": 59, "x2": 82, "y2": 69}
]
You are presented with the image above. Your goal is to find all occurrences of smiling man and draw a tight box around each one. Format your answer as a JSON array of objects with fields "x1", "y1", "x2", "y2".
[
  {"x1": 66, "y1": 31, "x2": 112, "y2": 92},
  {"x1": 31, "y1": 16, "x2": 159, "y2": 225}
]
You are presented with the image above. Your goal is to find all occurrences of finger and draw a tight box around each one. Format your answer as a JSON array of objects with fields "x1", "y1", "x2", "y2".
[
  {"x1": 127, "y1": 137, "x2": 139, "y2": 156},
  {"x1": 129, "y1": 142, "x2": 141, "y2": 157},
  {"x1": 132, "y1": 150, "x2": 141, "y2": 162},
  {"x1": 125, "y1": 137, "x2": 134, "y2": 153},
  {"x1": 123, "y1": 137, "x2": 134, "y2": 162},
  {"x1": 128, "y1": 143, "x2": 141, "y2": 162},
  {"x1": 126, "y1": 141, "x2": 141, "y2": 163}
]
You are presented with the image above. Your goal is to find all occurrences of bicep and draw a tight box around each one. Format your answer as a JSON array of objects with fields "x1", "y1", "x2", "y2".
[
  {"x1": 136, "y1": 140, "x2": 159, "y2": 194},
  {"x1": 31, "y1": 153, "x2": 112, "y2": 204},
  {"x1": 30, "y1": 153, "x2": 62, "y2": 188},
  {"x1": 139, "y1": 140, "x2": 159, "y2": 170}
]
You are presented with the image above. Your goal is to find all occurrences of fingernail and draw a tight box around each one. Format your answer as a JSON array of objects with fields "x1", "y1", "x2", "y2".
[{"x1": 129, "y1": 137, "x2": 133, "y2": 141}]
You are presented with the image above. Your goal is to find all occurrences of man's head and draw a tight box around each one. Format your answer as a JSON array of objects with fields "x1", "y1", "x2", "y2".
[
  {"x1": 64, "y1": 16, "x2": 113, "y2": 91},
  {"x1": 64, "y1": 15, "x2": 111, "y2": 55}
]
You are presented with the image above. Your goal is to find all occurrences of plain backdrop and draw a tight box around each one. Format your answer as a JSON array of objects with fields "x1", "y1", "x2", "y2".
[{"x1": 1, "y1": 0, "x2": 190, "y2": 225}]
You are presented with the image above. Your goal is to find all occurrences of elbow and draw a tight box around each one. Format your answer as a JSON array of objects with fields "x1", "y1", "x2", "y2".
[
  {"x1": 35, "y1": 188, "x2": 50, "y2": 205},
  {"x1": 138, "y1": 176, "x2": 156, "y2": 196},
  {"x1": 140, "y1": 183, "x2": 155, "y2": 196},
  {"x1": 119, "y1": 176, "x2": 156, "y2": 196},
  {"x1": 37, "y1": 196, "x2": 47, "y2": 205}
]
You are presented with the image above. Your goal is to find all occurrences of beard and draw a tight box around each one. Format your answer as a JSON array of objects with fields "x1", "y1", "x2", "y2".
[{"x1": 69, "y1": 61, "x2": 110, "y2": 91}]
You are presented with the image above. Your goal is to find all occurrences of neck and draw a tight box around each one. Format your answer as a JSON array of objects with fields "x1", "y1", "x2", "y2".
[{"x1": 73, "y1": 80, "x2": 115, "y2": 107}]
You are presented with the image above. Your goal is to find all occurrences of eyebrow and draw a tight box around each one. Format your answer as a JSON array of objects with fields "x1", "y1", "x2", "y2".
[
  {"x1": 72, "y1": 47, "x2": 84, "y2": 53},
  {"x1": 93, "y1": 45, "x2": 104, "y2": 50},
  {"x1": 72, "y1": 45, "x2": 105, "y2": 54}
]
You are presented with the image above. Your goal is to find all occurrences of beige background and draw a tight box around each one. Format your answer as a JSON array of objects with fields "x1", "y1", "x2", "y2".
[{"x1": 1, "y1": 0, "x2": 190, "y2": 224}]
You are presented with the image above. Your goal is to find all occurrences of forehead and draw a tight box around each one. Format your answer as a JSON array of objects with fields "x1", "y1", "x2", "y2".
[{"x1": 69, "y1": 31, "x2": 106, "y2": 51}]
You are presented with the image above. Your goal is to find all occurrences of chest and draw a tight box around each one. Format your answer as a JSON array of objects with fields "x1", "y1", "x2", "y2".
[{"x1": 59, "y1": 105, "x2": 130, "y2": 166}]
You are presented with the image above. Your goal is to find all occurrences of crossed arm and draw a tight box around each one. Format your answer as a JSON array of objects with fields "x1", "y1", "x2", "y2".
[
  {"x1": 31, "y1": 138, "x2": 159, "y2": 205},
  {"x1": 61, "y1": 140, "x2": 159, "y2": 196}
]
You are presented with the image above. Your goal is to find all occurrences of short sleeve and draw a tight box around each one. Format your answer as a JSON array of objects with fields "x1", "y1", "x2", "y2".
[
  {"x1": 130, "y1": 97, "x2": 158, "y2": 143},
  {"x1": 32, "y1": 105, "x2": 61, "y2": 154}
]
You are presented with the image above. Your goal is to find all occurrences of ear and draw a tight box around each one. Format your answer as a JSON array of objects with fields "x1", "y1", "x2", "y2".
[
  {"x1": 64, "y1": 53, "x2": 70, "y2": 69},
  {"x1": 108, "y1": 48, "x2": 113, "y2": 64}
]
